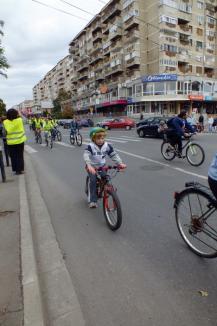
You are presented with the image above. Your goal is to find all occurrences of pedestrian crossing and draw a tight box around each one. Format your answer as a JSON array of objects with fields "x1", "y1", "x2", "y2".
[{"x1": 25, "y1": 135, "x2": 143, "y2": 154}]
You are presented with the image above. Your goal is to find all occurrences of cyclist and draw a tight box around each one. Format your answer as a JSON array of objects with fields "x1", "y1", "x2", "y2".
[
  {"x1": 34, "y1": 116, "x2": 42, "y2": 140},
  {"x1": 83, "y1": 127, "x2": 126, "y2": 208},
  {"x1": 43, "y1": 117, "x2": 53, "y2": 143},
  {"x1": 166, "y1": 110, "x2": 195, "y2": 158},
  {"x1": 70, "y1": 116, "x2": 79, "y2": 137},
  {"x1": 208, "y1": 152, "x2": 217, "y2": 200}
]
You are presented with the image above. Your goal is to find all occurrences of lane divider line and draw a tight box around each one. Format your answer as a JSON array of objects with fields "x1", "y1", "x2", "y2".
[
  {"x1": 116, "y1": 148, "x2": 207, "y2": 180},
  {"x1": 25, "y1": 145, "x2": 38, "y2": 153}
]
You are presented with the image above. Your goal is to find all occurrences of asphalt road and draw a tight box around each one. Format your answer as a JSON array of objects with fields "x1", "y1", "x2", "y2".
[{"x1": 25, "y1": 127, "x2": 217, "y2": 326}]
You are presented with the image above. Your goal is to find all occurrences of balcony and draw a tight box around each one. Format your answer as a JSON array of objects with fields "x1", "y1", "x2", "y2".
[
  {"x1": 109, "y1": 27, "x2": 122, "y2": 41},
  {"x1": 102, "y1": 23, "x2": 110, "y2": 35},
  {"x1": 204, "y1": 68, "x2": 214, "y2": 78},
  {"x1": 102, "y1": 4, "x2": 121, "y2": 23},
  {"x1": 110, "y1": 40, "x2": 122, "y2": 52},
  {"x1": 124, "y1": 15, "x2": 139, "y2": 31},
  {"x1": 177, "y1": 11, "x2": 191, "y2": 22},
  {"x1": 77, "y1": 62, "x2": 88, "y2": 72},
  {"x1": 179, "y1": 33, "x2": 191, "y2": 45},
  {"x1": 125, "y1": 56, "x2": 140, "y2": 68},
  {"x1": 178, "y1": 62, "x2": 191, "y2": 74},
  {"x1": 92, "y1": 31, "x2": 103, "y2": 43},
  {"x1": 90, "y1": 43, "x2": 103, "y2": 55},
  {"x1": 124, "y1": 29, "x2": 140, "y2": 44},
  {"x1": 78, "y1": 71, "x2": 88, "y2": 81},
  {"x1": 95, "y1": 72, "x2": 105, "y2": 81},
  {"x1": 92, "y1": 20, "x2": 101, "y2": 33},
  {"x1": 177, "y1": 53, "x2": 189, "y2": 62}
]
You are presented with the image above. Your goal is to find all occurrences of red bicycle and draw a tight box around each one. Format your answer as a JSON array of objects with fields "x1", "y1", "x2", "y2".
[{"x1": 85, "y1": 166, "x2": 123, "y2": 231}]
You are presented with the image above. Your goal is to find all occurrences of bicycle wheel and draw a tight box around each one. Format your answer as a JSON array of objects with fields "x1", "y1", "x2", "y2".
[
  {"x1": 38, "y1": 134, "x2": 42, "y2": 144},
  {"x1": 103, "y1": 190, "x2": 122, "y2": 231},
  {"x1": 175, "y1": 189, "x2": 217, "y2": 258},
  {"x1": 161, "y1": 141, "x2": 176, "y2": 161},
  {"x1": 49, "y1": 139, "x2": 53, "y2": 149},
  {"x1": 57, "y1": 131, "x2": 62, "y2": 142},
  {"x1": 186, "y1": 143, "x2": 205, "y2": 167},
  {"x1": 76, "y1": 133, "x2": 82, "y2": 146},
  {"x1": 0, "y1": 153, "x2": 6, "y2": 182},
  {"x1": 70, "y1": 134, "x2": 75, "y2": 145},
  {"x1": 35, "y1": 135, "x2": 38, "y2": 144}
]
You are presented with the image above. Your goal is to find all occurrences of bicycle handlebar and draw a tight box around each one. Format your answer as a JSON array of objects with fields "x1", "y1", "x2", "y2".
[{"x1": 96, "y1": 165, "x2": 124, "y2": 172}]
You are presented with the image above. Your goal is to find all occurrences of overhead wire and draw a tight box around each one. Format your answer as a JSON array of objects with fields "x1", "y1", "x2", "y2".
[{"x1": 31, "y1": 0, "x2": 89, "y2": 21}]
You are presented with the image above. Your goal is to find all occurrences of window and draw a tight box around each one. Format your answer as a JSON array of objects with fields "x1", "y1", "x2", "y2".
[
  {"x1": 196, "y1": 41, "x2": 203, "y2": 50},
  {"x1": 143, "y1": 83, "x2": 153, "y2": 95},
  {"x1": 197, "y1": 15, "x2": 204, "y2": 25},
  {"x1": 197, "y1": 1, "x2": 203, "y2": 9},
  {"x1": 154, "y1": 82, "x2": 165, "y2": 95},
  {"x1": 159, "y1": 15, "x2": 177, "y2": 25},
  {"x1": 196, "y1": 66, "x2": 203, "y2": 74},
  {"x1": 161, "y1": 44, "x2": 177, "y2": 53}
]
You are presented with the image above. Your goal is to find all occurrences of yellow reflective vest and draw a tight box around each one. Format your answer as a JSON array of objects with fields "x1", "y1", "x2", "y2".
[{"x1": 3, "y1": 117, "x2": 27, "y2": 145}]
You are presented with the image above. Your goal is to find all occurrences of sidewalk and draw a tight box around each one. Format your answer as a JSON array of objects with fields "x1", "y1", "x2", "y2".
[
  {"x1": 0, "y1": 167, "x2": 23, "y2": 325},
  {"x1": 0, "y1": 153, "x2": 85, "y2": 325}
]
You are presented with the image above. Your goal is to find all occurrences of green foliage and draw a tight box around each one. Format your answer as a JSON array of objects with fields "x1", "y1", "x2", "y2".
[
  {"x1": 0, "y1": 98, "x2": 6, "y2": 116},
  {"x1": 0, "y1": 20, "x2": 10, "y2": 78},
  {"x1": 52, "y1": 89, "x2": 72, "y2": 119}
]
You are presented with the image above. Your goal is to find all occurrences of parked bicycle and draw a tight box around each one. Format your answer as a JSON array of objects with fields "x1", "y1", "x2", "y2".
[
  {"x1": 44, "y1": 131, "x2": 53, "y2": 149},
  {"x1": 70, "y1": 129, "x2": 82, "y2": 146},
  {"x1": 161, "y1": 134, "x2": 205, "y2": 166},
  {"x1": 174, "y1": 181, "x2": 217, "y2": 258},
  {"x1": 35, "y1": 130, "x2": 42, "y2": 144},
  {"x1": 0, "y1": 147, "x2": 6, "y2": 182},
  {"x1": 85, "y1": 165, "x2": 123, "y2": 231}
]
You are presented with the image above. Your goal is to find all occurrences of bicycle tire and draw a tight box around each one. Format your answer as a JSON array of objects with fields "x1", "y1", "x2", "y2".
[
  {"x1": 186, "y1": 143, "x2": 205, "y2": 167},
  {"x1": 0, "y1": 153, "x2": 6, "y2": 182},
  {"x1": 103, "y1": 190, "x2": 122, "y2": 231},
  {"x1": 49, "y1": 139, "x2": 53, "y2": 149},
  {"x1": 38, "y1": 134, "x2": 42, "y2": 144},
  {"x1": 70, "y1": 134, "x2": 75, "y2": 145},
  {"x1": 175, "y1": 188, "x2": 217, "y2": 258},
  {"x1": 57, "y1": 131, "x2": 62, "y2": 142},
  {"x1": 76, "y1": 133, "x2": 82, "y2": 146},
  {"x1": 45, "y1": 139, "x2": 48, "y2": 147},
  {"x1": 161, "y1": 141, "x2": 176, "y2": 161}
]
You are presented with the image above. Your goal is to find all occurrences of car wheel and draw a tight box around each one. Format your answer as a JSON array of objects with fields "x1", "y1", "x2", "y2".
[
  {"x1": 138, "y1": 129, "x2": 145, "y2": 138},
  {"x1": 125, "y1": 126, "x2": 131, "y2": 130},
  {"x1": 104, "y1": 125, "x2": 109, "y2": 130}
]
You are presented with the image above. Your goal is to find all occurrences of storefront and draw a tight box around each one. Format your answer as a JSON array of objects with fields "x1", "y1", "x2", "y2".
[{"x1": 95, "y1": 99, "x2": 127, "y2": 116}]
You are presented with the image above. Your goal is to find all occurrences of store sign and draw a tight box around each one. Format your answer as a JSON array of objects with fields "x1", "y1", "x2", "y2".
[
  {"x1": 142, "y1": 74, "x2": 177, "y2": 83},
  {"x1": 127, "y1": 97, "x2": 134, "y2": 103},
  {"x1": 205, "y1": 96, "x2": 213, "y2": 101},
  {"x1": 188, "y1": 95, "x2": 204, "y2": 101}
]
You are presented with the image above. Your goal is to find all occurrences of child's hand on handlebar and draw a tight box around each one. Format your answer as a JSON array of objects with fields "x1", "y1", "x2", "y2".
[
  {"x1": 118, "y1": 163, "x2": 127, "y2": 170},
  {"x1": 87, "y1": 164, "x2": 96, "y2": 174}
]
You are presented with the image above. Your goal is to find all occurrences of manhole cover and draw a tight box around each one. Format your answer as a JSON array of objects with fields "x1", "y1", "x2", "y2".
[
  {"x1": 141, "y1": 164, "x2": 164, "y2": 171},
  {"x1": 0, "y1": 211, "x2": 15, "y2": 217}
]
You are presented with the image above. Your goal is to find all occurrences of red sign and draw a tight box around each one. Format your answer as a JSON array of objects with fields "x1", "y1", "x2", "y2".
[
  {"x1": 101, "y1": 100, "x2": 127, "y2": 107},
  {"x1": 188, "y1": 95, "x2": 204, "y2": 101}
]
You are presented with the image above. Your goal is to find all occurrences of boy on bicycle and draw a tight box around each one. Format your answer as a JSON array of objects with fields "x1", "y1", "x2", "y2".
[
  {"x1": 70, "y1": 116, "x2": 79, "y2": 137},
  {"x1": 83, "y1": 127, "x2": 126, "y2": 208}
]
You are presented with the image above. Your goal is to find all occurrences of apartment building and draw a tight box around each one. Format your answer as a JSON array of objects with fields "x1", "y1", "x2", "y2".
[
  {"x1": 68, "y1": 0, "x2": 217, "y2": 117},
  {"x1": 33, "y1": 55, "x2": 72, "y2": 110}
]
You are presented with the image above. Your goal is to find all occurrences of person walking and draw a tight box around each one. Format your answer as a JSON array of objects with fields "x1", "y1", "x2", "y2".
[
  {"x1": 208, "y1": 116, "x2": 214, "y2": 133},
  {"x1": 198, "y1": 114, "x2": 204, "y2": 132},
  {"x1": 3, "y1": 109, "x2": 27, "y2": 175}
]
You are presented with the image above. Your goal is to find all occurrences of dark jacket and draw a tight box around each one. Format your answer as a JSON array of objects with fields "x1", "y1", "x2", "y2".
[{"x1": 168, "y1": 117, "x2": 194, "y2": 136}]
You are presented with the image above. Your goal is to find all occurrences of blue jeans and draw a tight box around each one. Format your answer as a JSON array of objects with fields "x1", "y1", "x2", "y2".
[{"x1": 88, "y1": 170, "x2": 107, "y2": 203}]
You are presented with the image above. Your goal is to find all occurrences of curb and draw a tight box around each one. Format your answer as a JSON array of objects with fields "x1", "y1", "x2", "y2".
[
  {"x1": 23, "y1": 154, "x2": 85, "y2": 325},
  {"x1": 19, "y1": 175, "x2": 45, "y2": 326}
]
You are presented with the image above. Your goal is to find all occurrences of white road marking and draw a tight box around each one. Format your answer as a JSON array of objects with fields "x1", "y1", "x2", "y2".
[
  {"x1": 116, "y1": 148, "x2": 207, "y2": 180},
  {"x1": 84, "y1": 138, "x2": 127, "y2": 144},
  {"x1": 115, "y1": 137, "x2": 141, "y2": 142},
  {"x1": 25, "y1": 145, "x2": 37, "y2": 153},
  {"x1": 55, "y1": 141, "x2": 74, "y2": 148}
]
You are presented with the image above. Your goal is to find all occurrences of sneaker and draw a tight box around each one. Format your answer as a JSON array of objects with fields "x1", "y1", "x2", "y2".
[{"x1": 89, "y1": 202, "x2": 98, "y2": 208}]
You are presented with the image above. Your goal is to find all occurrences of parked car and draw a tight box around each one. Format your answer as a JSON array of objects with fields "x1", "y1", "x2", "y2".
[
  {"x1": 136, "y1": 116, "x2": 169, "y2": 138},
  {"x1": 97, "y1": 119, "x2": 113, "y2": 127},
  {"x1": 99, "y1": 117, "x2": 135, "y2": 130},
  {"x1": 77, "y1": 118, "x2": 94, "y2": 127}
]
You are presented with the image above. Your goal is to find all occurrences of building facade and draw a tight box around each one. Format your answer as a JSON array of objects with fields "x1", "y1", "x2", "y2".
[{"x1": 34, "y1": 0, "x2": 217, "y2": 117}]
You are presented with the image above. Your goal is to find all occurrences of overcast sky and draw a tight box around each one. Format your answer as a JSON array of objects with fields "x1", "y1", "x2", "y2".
[{"x1": 0, "y1": 0, "x2": 106, "y2": 108}]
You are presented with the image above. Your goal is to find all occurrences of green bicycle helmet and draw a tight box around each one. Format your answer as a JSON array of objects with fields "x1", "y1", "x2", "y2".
[{"x1": 89, "y1": 127, "x2": 106, "y2": 140}]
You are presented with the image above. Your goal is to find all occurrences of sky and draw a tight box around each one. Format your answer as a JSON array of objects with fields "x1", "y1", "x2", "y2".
[{"x1": 0, "y1": 0, "x2": 106, "y2": 109}]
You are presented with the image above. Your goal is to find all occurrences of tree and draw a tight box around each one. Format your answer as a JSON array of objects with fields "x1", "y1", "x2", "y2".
[
  {"x1": 61, "y1": 107, "x2": 73, "y2": 119},
  {"x1": 0, "y1": 21, "x2": 10, "y2": 78},
  {"x1": 0, "y1": 99, "x2": 6, "y2": 116},
  {"x1": 52, "y1": 89, "x2": 72, "y2": 118}
]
